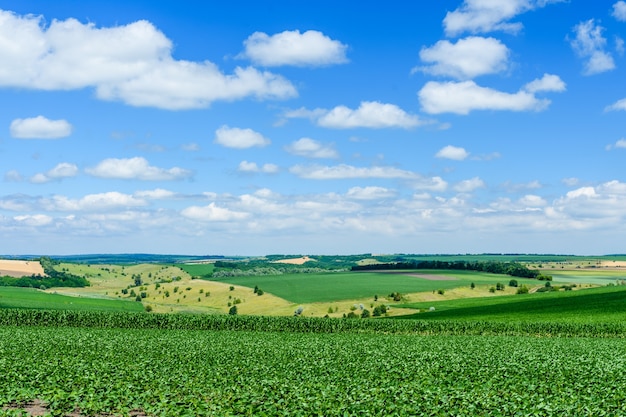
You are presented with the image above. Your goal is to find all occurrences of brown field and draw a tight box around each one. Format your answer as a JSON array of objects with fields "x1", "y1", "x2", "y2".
[{"x1": 0, "y1": 259, "x2": 44, "y2": 277}]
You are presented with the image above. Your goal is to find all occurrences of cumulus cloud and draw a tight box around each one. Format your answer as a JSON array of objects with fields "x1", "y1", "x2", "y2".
[
  {"x1": 240, "y1": 30, "x2": 348, "y2": 67},
  {"x1": 569, "y1": 19, "x2": 615, "y2": 75},
  {"x1": 418, "y1": 79, "x2": 554, "y2": 115},
  {"x1": 443, "y1": 0, "x2": 564, "y2": 36},
  {"x1": 10, "y1": 116, "x2": 72, "y2": 139},
  {"x1": 285, "y1": 138, "x2": 338, "y2": 158},
  {"x1": 214, "y1": 125, "x2": 270, "y2": 149},
  {"x1": 416, "y1": 36, "x2": 510, "y2": 79},
  {"x1": 238, "y1": 161, "x2": 279, "y2": 173},
  {"x1": 284, "y1": 101, "x2": 424, "y2": 129},
  {"x1": 13, "y1": 214, "x2": 53, "y2": 227},
  {"x1": 30, "y1": 162, "x2": 79, "y2": 183},
  {"x1": 436, "y1": 145, "x2": 469, "y2": 161},
  {"x1": 523, "y1": 73, "x2": 566, "y2": 93},
  {"x1": 0, "y1": 10, "x2": 296, "y2": 109},
  {"x1": 86, "y1": 157, "x2": 192, "y2": 180},
  {"x1": 605, "y1": 98, "x2": 626, "y2": 111},
  {"x1": 42, "y1": 192, "x2": 147, "y2": 212},
  {"x1": 613, "y1": 1, "x2": 626, "y2": 21},
  {"x1": 134, "y1": 188, "x2": 177, "y2": 199},
  {"x1": 606, "y1": 138, "x2": 626, "y2": 150},
  {"x1": 289, "y1": 164, "x2": 418, "y2": 180},
  {"x1": 346, "y1": 186, "x2": 395, "y2": 200},
  {"x1": 454, "y1": 177, "x2": 485, "y2": 193},
  {"x1": 181, "y1": 203, "x2": 249, "y2": 222}
]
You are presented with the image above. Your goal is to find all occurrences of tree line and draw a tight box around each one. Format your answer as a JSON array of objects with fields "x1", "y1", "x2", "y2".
[{"x1": 352, "y1": 260, "x2": 541, "y2": 279}]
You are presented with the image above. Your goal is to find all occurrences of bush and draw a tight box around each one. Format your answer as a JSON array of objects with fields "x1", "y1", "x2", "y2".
[
  {"x1": 470, "y1": 282, "x2": 475, "y2": 290},
  {"x1": 509, "y1": 279, "x2": 518, "y2": 287},
  {"x1": 516, "y1": 285, "x2": 529, "y2": 294},
  {"x1": 496, "y1": 282, "x2": 504, "y2": 291},
  {"x1": 256, "y1": 289, "x2": 264, "y2": 296},
  {"x1": 437, "y1": 289, "x2": 445, "y2": 295},
  {"x1": 228, "y1": 305, "x2": 237, "y2": 315},
  {"x1": 144, "y1": 305, "x2": 153, "y2": 312},
  {"x1": 361, "y1": 309, "x2": 371, "y2": 319}
]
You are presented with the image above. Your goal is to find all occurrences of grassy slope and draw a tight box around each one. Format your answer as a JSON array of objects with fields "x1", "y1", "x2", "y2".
[
  {"x1": 395, "y1": 285, "x2": 626, "y2": 323},
  {"x1": 204, "y1": 269, "x2": 540, "y2": 304},
  {"x1": 0, "y1": 287, "x2": 144, "y2": 312}
]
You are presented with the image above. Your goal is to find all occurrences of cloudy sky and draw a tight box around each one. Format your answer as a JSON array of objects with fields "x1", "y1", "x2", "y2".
[{"x1": 1, "y1": 0, "x2": 626, "y2": 256}]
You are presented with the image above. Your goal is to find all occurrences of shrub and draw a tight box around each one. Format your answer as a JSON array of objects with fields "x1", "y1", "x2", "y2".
[
  {"x1": 509, "y1": 279, "x2": 518, "y2": 287},
  {"x1": 489, "y1": 287, "x2": 496, "y2": 293},
  {"x1": 437, "y1": 289, "x2": 445, "y2": 295},
  {"x1": 257, "y1": 289, "x2": 264, "y2": 296},
  {"x1": 516, "y1": 285, "x2": 529, "y2": 294},
  {"x1": 144, "y1": 305, "x2": 153, "y2": 312},
  {"x1": 229, "y1": 286, "x2": 235, "y2": 291},
  {"x1": 361, "y1": 309, "x2": 371, "y2": 319},
  {"x1": 228, "y1": 305, "x2": 237, "y2": 315},
  {"x1": 470, "y1": 282, "x2": 475, "y2": 290}
]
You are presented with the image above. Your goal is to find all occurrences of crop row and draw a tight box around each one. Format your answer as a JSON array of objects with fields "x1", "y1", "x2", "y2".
[
  {"x1": 1, "y1": 326, "x2": 626, "y2": 416},
  {"x1": 0, "y1": 308, "x2": 625, "y2": 338}
]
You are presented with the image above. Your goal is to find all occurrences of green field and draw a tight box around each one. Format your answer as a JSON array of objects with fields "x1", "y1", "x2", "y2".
[
  {"x1": 395, "y1": 285, "x2": 626, "y2": 323},
  {"x1": 203, "y1": 269, "x2": 540, "y2": 303},
  {"x1": 0, "y1": 287, "x2": 144, "y2": 312},
  {"x1": 1, "y1": 316, "x2": 626, "y2": 416}
]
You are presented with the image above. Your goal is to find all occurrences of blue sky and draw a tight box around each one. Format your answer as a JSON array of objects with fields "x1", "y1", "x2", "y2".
[{"x1": 1, "y1": 0, "x2": 626, "y2": 255}]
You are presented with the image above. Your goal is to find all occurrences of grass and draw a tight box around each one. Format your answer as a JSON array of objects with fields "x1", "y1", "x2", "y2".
[
  {"x1": 205, "y1": 269, "x2": 540, "y2": 304},
  {"x1": 0, "y1": 287, "x2": 144, "y2": 312},
  {"x1": 395, "y1": 285, "x2": 626, "y2": 323}
]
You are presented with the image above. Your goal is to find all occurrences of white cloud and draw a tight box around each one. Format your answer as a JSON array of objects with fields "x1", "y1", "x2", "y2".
[
  {"x1": 181, "y1": 203, "x2": 249, "y2": 222},
  {"x1": 134, "y1": 189, "x2": 177, "y2": 199},
  {"x1": 86, "y1": 157, "x2": 192, "y2": 180},
  {"x1": 30, "y1": 162, "x2": 78, "y2": 183},
  {"x1": 616, "y1": 36, "x2": 625, "y2": 56},
  {"x1": 0, "y1": 10, "x2": 296, "y2": 109},
  {"x1": 240, "y1": 30, "x2": 348, "y2": 67},
  {"x1": 569, "y1": 19, "x2": 615, "y2": 75},
  {"x1": 13, "y1": 214, "x2": 53, "y2": 227},
  {"x1": 214, "y1": 125, "x2": 270, "y2": 149},
  {"x1": 436, "y1": 145, "x2": 469, "y2": 160},
  {"x1": 523, "y1": 73, "x2": 566, "y2": 93},
  {"x1": 443, "y1": 0, "x2": 564, "y2": 36},
  {"x1": 605, "y1": 98, "x2": 626, "y2": 111},
  {"x1": 418, "y1": 80, "x2": 551, "y2": 115},
  {"x1": 519, "y1": 195, "x2": 547, "y2": 207},
  {"x1": 454, "y1": 177, "x2": 485, "y2": 192},
  {"x1": 10, "y1": 116, "x2": 72, "y2": 139},
  {"x1": 613, "y1": 1, "x2": 626, "y2": 21},
  {"x1": 43, "y1": 192, "x2": 147, "y2": 212},
  {"x1": 606, "y1": 138, "x2": 626, "y2": 150},
  {"x1": 416, "y1": 36, "x2": 509, "y2": 79},
  {"x1": 238, "y1": 161, "x2": 279, "y2": 173},
  {"x1": 290, "y1": 164, "x2": 418, "y2": 180},
  {"x1": 346, "y1": 186, "x2": 395, "y2": 200},
  {"x1": 285, "y1": 101, "x2": 423, "y2": 129},
  {"x1": 285, "y1": 138, "x2": 338, "y2": 158}
]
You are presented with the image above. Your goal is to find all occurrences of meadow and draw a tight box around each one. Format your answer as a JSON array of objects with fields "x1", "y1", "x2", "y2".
[{"x1": 0, "y1": 287, "x2": 143, "y2": 312}]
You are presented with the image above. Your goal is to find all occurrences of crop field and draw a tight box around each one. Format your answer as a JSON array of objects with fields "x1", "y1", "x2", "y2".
[
  {"x1": 0, "y1": 287, "x2": 144, "y2": 312},
  {"x1": 1, "y1": 316, "x2": 626, "y2": 416},
  {"x1": 205, "y1": 269, "x2": 541, "y2": 304},
  {"x1": 396, "y1": 285, "x2": 626, "y2": 323}
]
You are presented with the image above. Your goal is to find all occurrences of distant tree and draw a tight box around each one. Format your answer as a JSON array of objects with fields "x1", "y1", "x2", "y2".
[
  {"x1": 470, "y1": 282, "x2": 475, "y2": 290},
  {"x1": 228, "y1": 305, "x2": 237, "y2": 315},
  {"x1": 361, "y1": 309, "x2": 371, "y2": 318}
]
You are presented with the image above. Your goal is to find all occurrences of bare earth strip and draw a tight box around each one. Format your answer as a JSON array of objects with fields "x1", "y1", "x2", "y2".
[{"x1": 0, "y1": 259, "x2": 45, "y2": 277}]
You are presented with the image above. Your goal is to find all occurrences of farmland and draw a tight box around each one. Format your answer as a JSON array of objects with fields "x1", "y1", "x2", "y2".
[
  {"x1": 2, "y1": 253, "x2": 626, "y2": 415},
  {"x1": 1, "y1": 312, "x2": 626, "y2": 416}
]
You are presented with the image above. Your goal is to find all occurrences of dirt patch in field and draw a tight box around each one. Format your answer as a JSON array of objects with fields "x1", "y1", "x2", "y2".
[
  {"x1": 2, "y1": 399, "x2": 149, "y2": 416},
  {"x1": 0, "y1": 259, "x2": 45, "y2": 277},
  {"x1": 271, "y1": 256, "x2": 315, "y2": 265}
]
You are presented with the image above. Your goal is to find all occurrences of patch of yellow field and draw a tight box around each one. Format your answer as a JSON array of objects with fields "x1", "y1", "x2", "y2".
[
  {"x1": 271, "y1": 256, "x2": 315, "y2": 265},
  {"x1": 0, "y1": 259, "x2": 45, "y2": 277}
]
